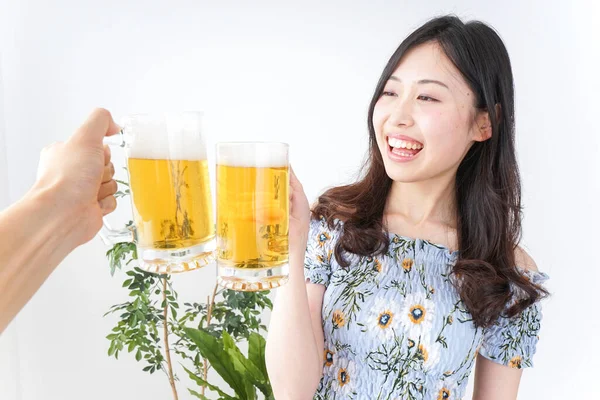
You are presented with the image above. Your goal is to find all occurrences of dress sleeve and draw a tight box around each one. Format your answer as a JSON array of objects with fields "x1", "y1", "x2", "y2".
[
  {"x1": 478, "y1": 268, "x2": 549, "y2": 369},
  {"x1": 303, "y1": 217, "x2": 341, "y2": 287}
]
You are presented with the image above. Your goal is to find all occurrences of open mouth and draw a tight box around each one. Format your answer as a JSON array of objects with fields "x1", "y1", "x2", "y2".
[{"x1": 387, "y1": 137, "x2": 423, "y2": 159}]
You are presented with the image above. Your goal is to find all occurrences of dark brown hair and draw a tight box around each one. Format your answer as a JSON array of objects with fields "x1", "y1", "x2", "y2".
[{"x1": 312, "y1": 15, "x2": 548, "y2": 328}]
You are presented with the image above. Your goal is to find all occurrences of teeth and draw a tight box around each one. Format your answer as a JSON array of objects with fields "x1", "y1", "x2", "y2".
[
  {"x1": 388, "y1": 137, "x2": 423, "y2": 150},
  {"x1": 394, "y1": 151, "x2": 414, "y2": 157}
]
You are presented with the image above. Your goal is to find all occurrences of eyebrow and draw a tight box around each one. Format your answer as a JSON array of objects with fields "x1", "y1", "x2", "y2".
[{"x1": 388, "y1": 75, "x2": 449, "y2": 89}]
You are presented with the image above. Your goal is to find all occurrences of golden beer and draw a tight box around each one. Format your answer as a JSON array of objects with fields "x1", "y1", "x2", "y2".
[
  {"x1": 216, "y1": 142, "x2": 290, "y2": 291},
  {"x1": 128, "y1": 158, "x2": 214, "y2": 250},
  {"x1": 100, "y1": 112, "x2": 215, "y2": 274}
]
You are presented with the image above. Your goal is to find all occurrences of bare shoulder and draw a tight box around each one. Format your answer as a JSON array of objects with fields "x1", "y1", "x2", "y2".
[{"x1": 514, "y1": 245, "x2": 539, "y2": 273}]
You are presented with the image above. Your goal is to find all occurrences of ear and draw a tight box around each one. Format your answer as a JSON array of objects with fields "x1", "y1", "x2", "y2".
[{"x1": 473, "y1": 103, "x2": 501, "y2": 142}]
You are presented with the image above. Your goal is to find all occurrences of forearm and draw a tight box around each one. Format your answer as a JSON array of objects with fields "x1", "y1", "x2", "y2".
[
  {"x1": 266, "y1": 253, "x2": 322, "y2": 400},
  {"x1": 0, "y1": 184, "x2": 80, "y2": 333}
]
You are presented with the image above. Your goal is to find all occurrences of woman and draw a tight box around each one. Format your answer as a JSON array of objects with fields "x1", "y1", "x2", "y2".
[{"x1": 266, "y1": 15, "x2": 549, "y2": 400}]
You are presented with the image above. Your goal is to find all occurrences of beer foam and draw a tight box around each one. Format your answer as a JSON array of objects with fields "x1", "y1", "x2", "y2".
[
  {"x1": 124, "y1": 113, "x2": 208, "y2": 160},
  {"x1": 217, "y1": 143, "x2": 289, "y2": 167}
]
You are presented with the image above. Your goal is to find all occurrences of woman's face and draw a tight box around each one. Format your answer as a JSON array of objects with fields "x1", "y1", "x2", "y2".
[{"x1": 373, "y1": 42, "x2": 491, "y2": 183}]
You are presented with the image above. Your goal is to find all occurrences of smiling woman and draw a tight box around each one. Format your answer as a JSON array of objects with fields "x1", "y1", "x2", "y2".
[{"x1": 266, "y1": 15, "x2": 549, "y2": 400}]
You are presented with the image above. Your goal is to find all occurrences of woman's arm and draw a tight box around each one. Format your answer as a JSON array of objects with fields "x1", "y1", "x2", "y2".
[
  {"x1": 473, "y1": 246, "x2": 541, "y2": 399},
  {"x1": 472, "y1": 354, "x2": 523, "y2": 399},
  {"x1": 266, "y1": 259, "x2": 326, "y2": 400},
  {"x1": 265, "y1": 168, "x2": 325, "y2": 400}
]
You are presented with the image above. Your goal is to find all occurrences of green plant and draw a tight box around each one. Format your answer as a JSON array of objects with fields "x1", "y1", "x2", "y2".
[{"x1": 104, "y1": 181, "x2": 274, "y2": 399}]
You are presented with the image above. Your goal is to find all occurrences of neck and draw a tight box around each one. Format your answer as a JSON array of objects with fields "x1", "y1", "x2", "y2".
[{"x1": 384, "y1": 171, "x2": 457, "y2": 230}]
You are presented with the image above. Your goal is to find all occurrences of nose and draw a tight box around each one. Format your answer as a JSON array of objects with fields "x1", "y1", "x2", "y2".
[{"x1": 386, "y1": 97, "x2": 415, "y2": 128}]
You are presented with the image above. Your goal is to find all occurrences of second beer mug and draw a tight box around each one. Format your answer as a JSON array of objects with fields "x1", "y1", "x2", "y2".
[
  {"x1": 100, "y1": 112, "x2": 216, "y2": 274},
  {"x1": 216, "y1": 142, "x2": 290, "y2": 291}
]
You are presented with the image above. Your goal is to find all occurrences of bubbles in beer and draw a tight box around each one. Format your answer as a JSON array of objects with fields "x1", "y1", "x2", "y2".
[
  {"x1": 124, "y1": 113, "x2": 214, "y2": 251},
  {"x1": 216, "y1": 143, "x2": 289, "y2": 270}
]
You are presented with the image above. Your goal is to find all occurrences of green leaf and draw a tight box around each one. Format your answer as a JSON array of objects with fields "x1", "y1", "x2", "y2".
[
  {"x1": 222, "y1": 333, "x2": 255, "y2": 400},
  {"x1": 188, "y1": 389, "x2": 210, "y2": 399},
  {"x1": 108, "y1": 342, "x2": 116, "y2": 357},
  {"x1": 248, "y1": 333, "x2": 268, "y2": 381},
  {"x1": 184, "y1": 366, "x2": 236, "y2": 400},
  {"x1": 184, "y1": 327, "x2": 249, "y2": 400},
  {"x1": 115, "y1": 179, "x2": 130, "y2": 187},
  {"x1": 223, "y1": 332, "x2": 269, "y2": 398}
]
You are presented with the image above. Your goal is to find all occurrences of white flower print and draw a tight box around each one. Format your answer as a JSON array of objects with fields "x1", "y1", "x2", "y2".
[
  {"x1": 434, "y1": 378, "x2": 459, "y2": 399},
  {"x1": 369, "y1": 296, "x2": 401, "y2": 340},
  {"x1": 414, "y1": 335, "x2": 441, "y2": 372},
  {"x1": 331, "y1": 358, "x2": 357, "y2": 396},
  {"x1": 323, "y1": 347, "x2": 336, "y2": 374},
  {"x1": 399, "y1": 292, "x2": 436, "y2": 339}
]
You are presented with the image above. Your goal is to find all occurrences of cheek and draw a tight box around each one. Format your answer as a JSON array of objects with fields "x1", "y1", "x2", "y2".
[
  {"x1": 419, "y1": 110, "x2": 465, "y2": 147},
  {"x1": 372, "y1": 103, "x2": 386, "y2": 132},
  {"x1": 416, "y1": 110, "x2": 471, "y2": 168},
  {"x1": 372, "y1": 103, "x2": 388, "y2": 145}
]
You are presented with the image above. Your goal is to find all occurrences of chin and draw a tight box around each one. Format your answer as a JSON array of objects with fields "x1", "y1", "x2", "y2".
[{"x1": 383, "y1": 165, "x2": 423, "y2": 183}]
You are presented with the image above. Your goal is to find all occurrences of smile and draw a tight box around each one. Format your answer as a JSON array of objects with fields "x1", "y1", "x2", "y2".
[{"x1": 386, "y1": 137, "x2": 423, "y2": 162}]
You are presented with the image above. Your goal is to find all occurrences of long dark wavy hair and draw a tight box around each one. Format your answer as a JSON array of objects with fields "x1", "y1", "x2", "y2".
[{"x1": 312, "y1": 15, "x2": 548, "y2": 329}]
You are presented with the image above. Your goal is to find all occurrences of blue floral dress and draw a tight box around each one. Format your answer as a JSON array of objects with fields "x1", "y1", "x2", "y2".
[{"x1": 304, "y1": 217, "x2": 548, "y2": 400}]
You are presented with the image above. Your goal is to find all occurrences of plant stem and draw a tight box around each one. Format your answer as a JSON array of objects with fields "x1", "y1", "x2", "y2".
[
  {"x1": 162, "y1": 277, "x2": 179, "y2": 400},
  {"x1": 206, "y1": 283, "x2": 218, "y2": 325},
  {"x1": 201, "y1": 283, "x2": 219, "y2": 396}
]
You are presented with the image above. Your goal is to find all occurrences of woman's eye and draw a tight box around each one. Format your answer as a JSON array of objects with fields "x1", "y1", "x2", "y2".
[
  {"x1": 418, "y1": 95, "x2": 439, "y2": 102},
  {"x1": 382, "y1": 91, "x2": 397, "y2": 97}
]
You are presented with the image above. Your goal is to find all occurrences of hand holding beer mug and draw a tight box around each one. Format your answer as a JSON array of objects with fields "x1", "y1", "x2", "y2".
[
  {"x1": 100, "y1": 112, "x2": 215, "y2": 274},
  {"x1": 216, "y1": 142, "x2": 290, "y2": 291}
]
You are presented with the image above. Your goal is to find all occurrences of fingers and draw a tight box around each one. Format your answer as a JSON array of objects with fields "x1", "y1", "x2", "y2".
[
  {"x1": 98, "y1": 195, "x2": 117, "y2": 216},
  {"x1": 71, "y1": 108, "x2": 121, "y2": 145},
  {"x1": 289, "y1": 165, "x2": 304, "y2": 191},
  {"x1": 98, "y1": 180, "x2": 118, "y2": 200},
  {"x1": 289, "y1": 164, "x2": 311, "y2": 216},
  {"x1": 101, "y1": 162, "x2": 115, "y2": 183},
  {"x1": 289, "y1": 165, "x2": 298, "y2": 205},
  {"x1": 101, "y1": 144, "x2": 115, "y2": 183},
  {"x1": 41, "y1": 141, "x2": 62, "y2": 154},
  {"x1": 103, "y1": 144, "x2": 111, "y2": 166}
]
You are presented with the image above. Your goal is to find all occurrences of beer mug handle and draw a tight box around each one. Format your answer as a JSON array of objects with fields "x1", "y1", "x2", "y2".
[
  {"x1": 99, "y1": 131, "x2": 134, "y2": 246},
  {"x1": 99, "y1": 221, "x2": 133, "y2": 246}
]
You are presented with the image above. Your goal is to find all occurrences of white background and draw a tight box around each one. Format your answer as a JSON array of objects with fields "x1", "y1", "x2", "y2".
[{"x1": 1, "y1": 0, "x2": 599, "y2": 399}]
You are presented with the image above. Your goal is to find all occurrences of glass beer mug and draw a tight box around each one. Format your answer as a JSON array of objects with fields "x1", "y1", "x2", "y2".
[
  {"x1": 100, "y1": 112, "x2": 216, "y2": 274},
  {"x1": 216, "y1": 142, "x2": 290, "y2": 291}
]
